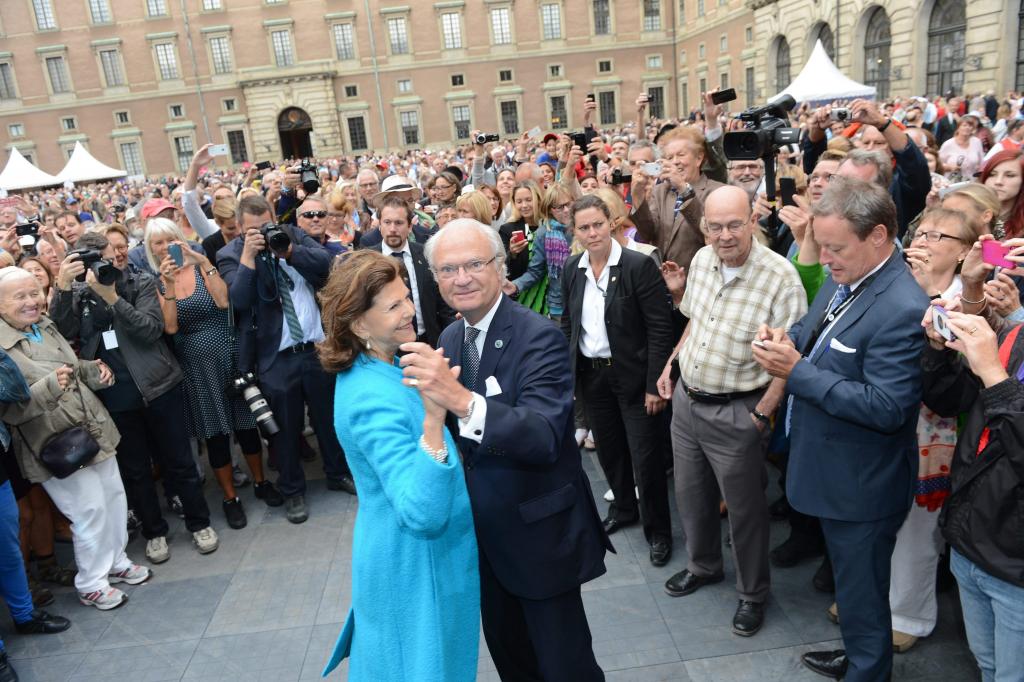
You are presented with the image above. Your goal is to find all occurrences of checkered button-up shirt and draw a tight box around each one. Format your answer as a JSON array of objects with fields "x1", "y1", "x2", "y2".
[{"x1": 677, "y1": 240, "x2": 807, "y2": 394}]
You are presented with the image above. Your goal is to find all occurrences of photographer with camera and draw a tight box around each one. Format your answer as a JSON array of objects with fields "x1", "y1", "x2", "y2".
[
  {"x1": 217, "y1": 195, "x2": 353, "y2": 525},
  {"x1": 50, "y1": 231, "x2": 219, "y2": 566},
  {"x1": 802, "y1": 99, "x2": 930, "y2": 239}
]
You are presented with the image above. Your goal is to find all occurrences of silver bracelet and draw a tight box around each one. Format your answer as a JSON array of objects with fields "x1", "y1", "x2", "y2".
[{"x1": 418, "y1": 435, "x2": 448, "y2": 464}]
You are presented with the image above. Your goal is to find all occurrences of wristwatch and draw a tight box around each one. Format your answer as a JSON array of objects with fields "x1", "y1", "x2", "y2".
[{"x1": 752, "y1": 410, "x2": 771, "y2": 426}]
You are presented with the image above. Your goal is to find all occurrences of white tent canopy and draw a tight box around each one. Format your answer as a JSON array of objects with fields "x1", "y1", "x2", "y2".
[
  {"x1": 770, "y1": 40, "x2": 876, "y2": 105},
  {"x1": 0, "y1": 147, "x2": 60, "y2": 191},
  {"x1": 54, "y1": 141, "x2": 126, "y2": 184}
]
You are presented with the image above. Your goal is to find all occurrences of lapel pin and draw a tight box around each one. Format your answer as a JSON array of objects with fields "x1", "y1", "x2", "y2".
[
  {"x1": 611, "y1": 276, "x2": 617, "y2": 282},
  {"x1": 494, "y1": 339, "x2": 503, "y2": 349}
]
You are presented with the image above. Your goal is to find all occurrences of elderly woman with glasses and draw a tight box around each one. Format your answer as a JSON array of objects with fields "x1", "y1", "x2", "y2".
[{"x1": 429, "y1": 171, "x2": 462, "y2": 208}]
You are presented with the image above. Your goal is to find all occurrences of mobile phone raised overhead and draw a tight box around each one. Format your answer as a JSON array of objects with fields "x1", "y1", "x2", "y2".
[
  {"x1": 982, "y1": 240, "x2": 1016, "y2": 269},
  {"x1": 710, "y1": 88, "x2": 737, "y2": 105},
  {"x1": 208, "y1": 144, "x2": 228, "y2": 156}
]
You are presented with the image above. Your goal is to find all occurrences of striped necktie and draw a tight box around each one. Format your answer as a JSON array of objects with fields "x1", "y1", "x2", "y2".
[{"x1": 275, "y1": 264, "x2": 305, "y2": 344}]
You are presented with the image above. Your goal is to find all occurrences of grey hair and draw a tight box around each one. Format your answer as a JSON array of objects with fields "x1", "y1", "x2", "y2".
[
  {"x1": 841, "y1": 149, "x2": 893, "y2": 189},
  {"x1": 144, "y1": 217, "x2": 188, "y2": 270},
  {"x1": 628, "y1": 140, "x2": 661, "y2": 160},
  {"x1": 812, "y1": 176, "x2": 898, "y2": 240},
  {"x1": 0, "y1": 266, "x2": 37, "y2": 288},
  {"x1": 298, "y1": 194, "x2": 327, "y2": 209},
  {"x1": 424, "y1": 219, "x2": 506, "y2": 277}
]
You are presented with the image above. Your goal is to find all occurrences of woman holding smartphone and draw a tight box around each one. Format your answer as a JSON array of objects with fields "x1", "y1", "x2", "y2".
[{"x1": 498, "y1": 181, "x2": 543, "y2": 280}]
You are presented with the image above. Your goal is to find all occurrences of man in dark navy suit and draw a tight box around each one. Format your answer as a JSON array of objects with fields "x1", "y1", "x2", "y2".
[
  {"x1": 399, "y1": 219, "x2": 611, "y2": 681},
  {"x1": 218, "y1": 195, "x2": 354, "y2": 525},
  {"x1": 753, "y1": 178, "x2": 929, "y2": 681}
]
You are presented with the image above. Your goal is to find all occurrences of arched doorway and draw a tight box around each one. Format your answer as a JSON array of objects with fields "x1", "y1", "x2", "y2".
[
  {"x1": 926, "y1": 0, "x2": 965, "y2": 96},
  {"x1": 864, "y1": 7, "x2": 892, "y2": 99},
  {"x1": 775, "y1": 36, "x2": 792, "y2": 91},
  {"x1": 278, "y1": 107, "x2": 313, "y2": 160}
]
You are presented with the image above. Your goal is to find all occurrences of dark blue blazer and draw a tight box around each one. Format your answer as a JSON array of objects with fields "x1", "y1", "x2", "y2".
[
  {"x1": 440, "y1": 295, "x2": 612, "y2": 601},
  {"x1": 785, "y1": 252, "x2": 929, "y2": 522},
  {"x1": 217, "y1": 224, "x2": 332, "y2": 373}
]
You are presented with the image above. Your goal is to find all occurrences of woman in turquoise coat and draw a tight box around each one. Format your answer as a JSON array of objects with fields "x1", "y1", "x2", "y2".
[{"x1": 317, "y1": 250, "x2": 479, "y2": 681}]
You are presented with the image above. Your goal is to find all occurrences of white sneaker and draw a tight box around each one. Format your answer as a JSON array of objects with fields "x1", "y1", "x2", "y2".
[
  {"x1": 604, "y1": 489, "x2": 615, "y2": 502},
  {"x1": 108, "y1": 563, "x2": 152, "y2": 585},
  {"x1": 145, "y1": 536, "x2": 170, "y2": 564},
  {"x1": 79, "y1": 586, "x2": 127, "y2": 610},
  {"x1": 193, "y1": 527, "x2": 219, "y2": 554}
]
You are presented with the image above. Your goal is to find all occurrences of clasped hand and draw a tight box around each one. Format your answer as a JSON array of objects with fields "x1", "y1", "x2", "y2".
[
  {"x1": 751, "y1": 324, "x2": 801, "y2": 379},
  {"x1": 398, "y1": 342, "x2": 470, "y2": 419}
]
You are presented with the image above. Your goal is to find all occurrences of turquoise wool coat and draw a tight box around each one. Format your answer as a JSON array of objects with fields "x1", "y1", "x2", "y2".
[{"x1": 323, "y1": 355, "x2": 479, "y2": 681}]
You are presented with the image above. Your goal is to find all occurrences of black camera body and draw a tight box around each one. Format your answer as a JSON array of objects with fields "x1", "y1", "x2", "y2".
[
  {"x1": 723, "y1": 95, "x2": 801, "y2": 161},
  {"x1": 298, "y1": 160, "x2": 320, "y2": 195},
  {"x1": 610, "y1": 168, "x2": 633, "y2": 185},
  {"x1": 259, "y1": 222, "x2": 292, "y2": 254},
  {"x1": 67, "y1": 247, "x2": 118, "y2": 285},
  {"x1": 474, "y1": 133, "x2": 500, "y2": 144},
  {"x1": 569, "y1": 132, "x2": 588, "y2": 150},
  {"x1": 233, "y1": 372, "x2": 280, "y2": 437}
]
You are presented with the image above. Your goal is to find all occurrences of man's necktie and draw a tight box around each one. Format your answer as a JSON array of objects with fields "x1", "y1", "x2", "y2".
[
  {"x1": 829, "y1": 284, "x2": 852, "y2": 314},
  {"x1": 275, "y1": 264, "x2": 305, "y2": 344},
  {"x1": 391, "y1": 252, "x2": 418, "y2": 335},
  {"x1": 462, "y1": 327, "x2": 480, "y2": 390}
]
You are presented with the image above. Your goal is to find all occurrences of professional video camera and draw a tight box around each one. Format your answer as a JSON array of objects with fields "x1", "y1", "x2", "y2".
[
  {"x1": 259, "y1": 222, "x2": 292, "y2": 255},
  {"x1": 233, "y1": 373, "x2": 280, "y2": 437},
  {"x1": 67, "y1": 247, "x2": 118, "y2": 285},
  {"x1": 723, "y1": 94, "x2": 801, "y2": 161},
  {"x1": 298, "y1": 159, "x2": 320, "y2": 195}
]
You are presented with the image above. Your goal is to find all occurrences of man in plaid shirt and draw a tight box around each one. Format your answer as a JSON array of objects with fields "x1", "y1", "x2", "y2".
[{"x1": 655, "y1": 184, "x2": 806, "y2": 637}]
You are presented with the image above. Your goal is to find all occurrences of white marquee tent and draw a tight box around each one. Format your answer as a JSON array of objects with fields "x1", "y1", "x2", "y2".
[
  {"x1": 54, "y1": 141, "x2": 126, "y2": 184},
  {"x1": 0, "y1": 147, "x2": 60, "y2": 191},
  {"x1": 770, "y1": 40, "x2": 876, "y2": 105}
]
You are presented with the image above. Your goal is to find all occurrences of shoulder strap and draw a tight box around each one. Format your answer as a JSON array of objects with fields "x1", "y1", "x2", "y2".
[{"x1": 998, "y1": 324, "x2": 1022, "y2": 370}]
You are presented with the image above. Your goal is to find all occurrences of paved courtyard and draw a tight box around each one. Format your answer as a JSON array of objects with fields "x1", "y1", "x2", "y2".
[{"x1": 5, "y1": 449, "x2": 979, "y2": 681}]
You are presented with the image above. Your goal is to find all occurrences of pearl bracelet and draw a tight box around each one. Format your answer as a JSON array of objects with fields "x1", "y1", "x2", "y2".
[{"x1": 419, "y1": 435, "x2": 448, "y2": 464}]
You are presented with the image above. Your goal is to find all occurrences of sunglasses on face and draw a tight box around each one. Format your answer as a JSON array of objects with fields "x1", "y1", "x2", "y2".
[{"x1": 300, "y1": 210, "x2": 327, "y2": 219}]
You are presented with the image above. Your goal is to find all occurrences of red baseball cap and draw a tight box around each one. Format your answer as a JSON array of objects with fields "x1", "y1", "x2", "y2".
[
  {"x1": 140, "y1": 198, "x2": 176, "y2": 221},
  {"x1": 542, "y1": 133, "x2": 559, "y2": 143}
]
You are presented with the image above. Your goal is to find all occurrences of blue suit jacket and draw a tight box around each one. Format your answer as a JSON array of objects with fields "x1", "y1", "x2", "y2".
[
  {"x1": 216, "y1": 224, "x2": 332, "y2": 373},
  {"x1": 440, "y1": 295, "x2": 612, "y2": 601},
  {"x1": 785, "y1": 252, "x2": 929, "y2": 522}
]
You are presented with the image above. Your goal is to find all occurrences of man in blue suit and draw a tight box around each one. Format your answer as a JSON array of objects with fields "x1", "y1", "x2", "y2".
[
  {"x1": 753, "y1": 177, "x2": 928, "y2": 682},
  {"x1": 400, "y1": 219, "x2": 611, "y2": 681}
]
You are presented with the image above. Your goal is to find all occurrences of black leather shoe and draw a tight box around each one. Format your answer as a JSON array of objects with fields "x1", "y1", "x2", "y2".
[
  {"x1": 732, "y1": 599, "x2": 765, "y2": 637},
  {"x1": 0, "y1": 652, "x2": 17, "y2": 682},
  {"x1": 14, "y1": 609, "x2": 71, "y2": 635},
  {"x1": 801, "y1": 650, "x2": 848, "y2": 679},
  {"x1": 222, "y1": 497, "x2": 247, "y2": 530},
  {"x1": 253, "y1": 480, "x2": 284, "y2": 507},
  {"x1": 813, "y1": 555, "x2": 835, "y2": 593},
  {"x1": 326, "y1": 475, "x2": 357, "y2": 496},
  {"x1": 602, "y1": 515, "x2": 638, "y2": 535},
  {"x1": 769, "y1": 495, "x2": 791, "y2": 520},
  {"x1": 664, "y1": 569, "x2": 724, "y2": 597},
  {"x1": 770, "y1": 535, "x2": 824, "y2": 568},
  {"x1": 650, "y1": 541, "x2": 672, "y2": 567}
]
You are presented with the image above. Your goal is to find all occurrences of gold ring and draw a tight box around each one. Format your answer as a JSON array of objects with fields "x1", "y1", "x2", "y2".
[{"x1": 969, "y1": 327, "x2": 978, "y2": 335}]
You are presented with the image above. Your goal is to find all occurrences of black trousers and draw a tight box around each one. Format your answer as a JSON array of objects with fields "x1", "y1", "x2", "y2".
[
  {"x1": 259, "y1": 347, "x2": 348, "y2": 498},
  {"x1": 479, "y1": 551, "x2": 604, "y2": 682},
  {"x1": 109, "y1": 384, "x2": 211, "y2": 538},
  {"x1": 578, "y1": 364, "x2": 671, "y2": 545}
]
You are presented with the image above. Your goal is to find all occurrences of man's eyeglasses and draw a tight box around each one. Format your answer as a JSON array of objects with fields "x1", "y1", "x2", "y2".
[
  {"x1": 551, "y1": 202, "x2": 573, "y2": 213},
  {"x1": 300, "y1": 210, "x2": 327, "y2": 219},
  {"x1": 433, "y1": 256, "x2": 497, "y2": 280},
  {"x1": 705, "y1": 220, "x2": 747, "y2": 235},
  {"x1": 913, "y1": 230, "x2": 964, "y2": 243}
]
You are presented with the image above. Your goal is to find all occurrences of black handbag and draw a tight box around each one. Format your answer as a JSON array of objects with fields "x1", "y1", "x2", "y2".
[{"x1": 20, "y1": 375, "x2": 100, "y2": 479}]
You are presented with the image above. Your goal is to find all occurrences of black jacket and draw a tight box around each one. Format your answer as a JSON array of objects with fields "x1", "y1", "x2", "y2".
[
  {"x1": 366, "y1": 241, "x2": 455, "y2": 347},
  {"x1": 922, "y1": 335, "x2": 1024, "y2": 587},
  {"x1": 498, "y1": 218, "x2": 534, "y2": 281},
  {"x1": 560, "y1": 246, "x2": 674, "y2": 398},
  {"x1": 50, "y1": 267, "x2": 183, "y2": 403}
]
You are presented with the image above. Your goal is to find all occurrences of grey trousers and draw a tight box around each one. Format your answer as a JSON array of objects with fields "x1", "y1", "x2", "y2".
[{"x1": 671, "y1": 382, "x2": 771, "y2": 602}]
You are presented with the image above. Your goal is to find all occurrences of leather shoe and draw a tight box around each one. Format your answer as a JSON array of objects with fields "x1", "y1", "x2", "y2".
[
  {"x1": 768, "y1": 495, "x2": 791, "y2": 519},
  {"x1": 14, "y1": 609, "x2": 71, "y2": 635},
  {"x1": 326, "y1": 475, "x2": 357, "y2": 496},
  {"x1": 0, "y1": 652, "x2": 17, "y2": 682},
  {"x1": 770, "y1": 535, "x2": 824, "y2": 568},
  {"x1": 664, "y1": 569, "x2": 724, "y2": 597},
  {"x1": 800, "y1": 650, "x2": 848, "y2": 679},
  {"x1": 649, "y1": 540, "x2": 671, "y2": 567},
  {"x1": 813, "y1": 555, "x2": 835, "y2": 593},
  {"x1": 602, "y1": 515, "x2": 638, "y2": 535},
  {"x1": 732, "y1": 599, "x2": 765, "y2": 637}
]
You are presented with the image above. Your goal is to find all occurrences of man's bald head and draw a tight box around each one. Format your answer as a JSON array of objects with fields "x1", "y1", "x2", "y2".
[
  {"x1": 704, "y1": 185, "x2": 753, "y2": 222},
  {"x1": 703, "y1": 185, "x2": 756, "y2": 267}
]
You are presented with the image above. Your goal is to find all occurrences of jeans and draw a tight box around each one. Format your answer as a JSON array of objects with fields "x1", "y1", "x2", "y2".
[
  {"x1": 950, "y1": 548, "x2": 1024, "y2": 682},
  {"x1": 0, "y1": 481, "x2": 33, "y2": 651}
]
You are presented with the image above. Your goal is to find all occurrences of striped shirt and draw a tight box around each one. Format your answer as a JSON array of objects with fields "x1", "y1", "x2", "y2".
[{"x1": 677, "y1": 239, "x2": 807, "y2": 394}]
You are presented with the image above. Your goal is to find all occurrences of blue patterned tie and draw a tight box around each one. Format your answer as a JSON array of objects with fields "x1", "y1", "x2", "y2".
[
  {"x1": 829, "y1": 284, "x2": 852, "y2": 314},
  {"x1": 275, "y1": 264, "x2": 305, "y2": 344},
  {"x1": 461, "y1": 327, "x2": 480, "y2": 390}
]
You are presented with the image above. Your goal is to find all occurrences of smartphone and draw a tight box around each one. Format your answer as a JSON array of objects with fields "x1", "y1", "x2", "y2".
[
  {"x1": 570, "y1": 132, "x2": 588, "y2": 150},
  {"x1": 752, "y1": 339, "x2": 766, "y2": 348},
  {"x1": 586, "y1": 93, "x2": 596, "y2": 102},
  {"x1": 208, "y1": 144, "x2": 228, "y2": 156},
  {"x1": 710, "y1": 88, "x2": 737, "y2": 105},
  {"x1": 254, "y1": 160, "x2": 273, "y2": 171},
  {"x1": 168, "y1": 243, "x2": 184, "y2": 267},
  {"x1": 510, "y1": 230, "x2": 525, "y2": 244},
  {"x1": 932, "y1": 305, "x2": 956, "y2": 342},
  {"x1": 527, "y1": 126, "x2": 542, "y2": 139},
  {"x1": 779, "y1": 177, "x2": 797, "y2": 207},
  {"x1": 982, "y1": 240, "x2": 1016, "y2": 268},
  {"x1": 15, "y1": 222, "x2": 39, "y2": 237},
  {"x1": 642, "y1": 162, "x2": 662, "y2": 176}
]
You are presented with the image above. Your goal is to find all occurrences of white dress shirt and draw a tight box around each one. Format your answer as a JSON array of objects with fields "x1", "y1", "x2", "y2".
[
  {"x1": 577, "y1": 239, "x2": 621, "y2": 359},
  {"x1": 276, "y1": 258, "x2": 325, "y2": 351},
  {"x1": 382, "y1": 240, "x2": 426, "y2": 336},
  {"x1": 457, "y1": 293, "x2": 503, "y2": 443}
]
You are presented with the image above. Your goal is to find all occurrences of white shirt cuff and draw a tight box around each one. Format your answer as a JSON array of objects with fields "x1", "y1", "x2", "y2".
[
  {"x1": 705, "y1": 126, "x2": 723, "y2": 143},
  {"x1": 457, "y1": 392, "x2": 488, "y2": 443}
]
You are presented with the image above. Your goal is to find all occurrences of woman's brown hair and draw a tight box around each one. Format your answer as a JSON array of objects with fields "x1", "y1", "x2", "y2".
[{"x1": 317, "y1": 250, "x2": 402, "y2": 373}]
